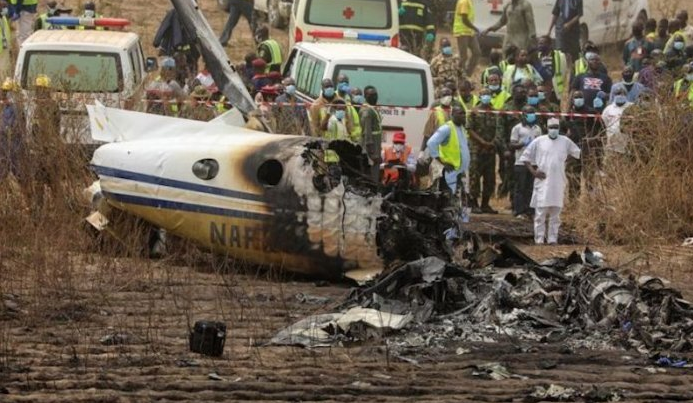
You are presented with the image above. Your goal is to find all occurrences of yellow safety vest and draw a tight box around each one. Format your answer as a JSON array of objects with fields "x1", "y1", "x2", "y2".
[
  {"x1": 259, "y1": 39, "x2": 282, "y2": 72},
  {"x1": 0, "y1": 16, "x2": 10, "y2": 51},
  {"x1": 347, "y1": 105, "x2": 362, "y2": 143},
  {"x1": 551, "y1": 50, "x2": 566, "y2": 96},
  {"x1": 674, "y1": 79, "x2": 693, "y2": 106},
  {"x1": 439, "y1": 122, "x2": 462, "y2": 170},
  {"x1": 434, "y1": 106, "x2": 447, "y2": 126},
  {"x1": 456, "y1": 94, "x2": 478, "y2": 113},
  {"x1": 665, "y1": 30, "x2": 690, "y2": 50},
  {"x1": 574, "y1": 57, "x2": 588, "y2": 76},
  {"x1": 499, "y1": 60, "x2": 509, "y2": 74},
  {"x1": 10, "y1": 0, "x2": 38, "y2": 5},
  {"x1": 491, "y1": 90, "x2": 510, "y2": 110},
  {"x1": 452, "y1": 0, "x2": 474, "y2": 37}
]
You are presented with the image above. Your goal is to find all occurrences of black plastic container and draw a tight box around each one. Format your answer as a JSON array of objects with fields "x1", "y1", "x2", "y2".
[{"x1": 189, "y1": 321, "x2": 227, "y2": 357}]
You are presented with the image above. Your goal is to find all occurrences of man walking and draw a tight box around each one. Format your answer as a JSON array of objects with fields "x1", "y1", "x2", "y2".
[
  {"x1": 453, "y1": 0, "x2": 481, "y2": 76},
  {"x1": 547, "y1": 0, "x2": 583, "y2": 62},
  {"x1": 520, "y1": 118, "x2": 581, "y2": 245},
  {"x1": 482, "y1": 0, "x2": 536, "y2": 52},
  {"x1": 219, "y1": 0, "x2": 254, "y2": 47}
]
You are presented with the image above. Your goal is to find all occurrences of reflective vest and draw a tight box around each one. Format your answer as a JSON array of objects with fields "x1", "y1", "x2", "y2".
[
  {"x1": 574, "y1": 57, "x2": 588, "y2": 76},
  {"x1": 456, "y1": 94, "x2": 478, "y2": 114},
  {"x1": 259, "y1": 39, "x2": 282, "y2": 72},
  {"x1": 153, "y1": 76, "x2": 179, "y2": 115},
  {"x1": 399, "y1": 1, "x2": 434, "y2": 33},
  {"x1": 499, "y1": 60, "x2": 509, "y2": 74},
  {"x1": 439, "y1": 122, "x2": 462, "y2": 170},
  {"x1": 382, "y1": 144, "x2": 412, "y2": 185},
  {"x1": 433, "y1": 106, "x2": 448, "y2": 126},
  {"x1": 38, "y1": 13, "x2": 52, "y2": 29},
  {"x1": 0, "y1": 16, "x2": 10, "y2": 51},
  {"x1": 10, "y1": 0, "x2": 38, "y2": 5},
  {"x1": 216, "y1": 96, "x2": 231, "y2": 114},
  {"x1": 481, "y1": 65, "x2": 501, "y2": 86},
  {"x1": 503, "y1": 64, "x2": 539, "y2": 91},
  {"x1": 452, "y1": 0, "x2": 474, "y2": 37},
  {"x1": 674, "y1": 79, "x2": 693, "y2": 106},
  {"x1": 490, "y1": 90, "x2": 511, "y2": 110},
  {"x1": 363, "y1": 103, "x2": 382, "y2": 137},
  {"x1": 347, "y1": 105, "x2": 362, "y2": 143},
  {"x1": 325, "y1": 116, "x2": 350, "y2": 141},
  {"x1": 545, "y1": 50, "x2": 566, "y2": 96}
]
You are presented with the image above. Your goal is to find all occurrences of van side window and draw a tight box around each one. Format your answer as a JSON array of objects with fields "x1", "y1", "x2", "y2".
[
  {"x1": 283, "y1": 48, "x2": 297, "y2": 77},
  {"x1": 295, "y1": 53, "x2": 325, "y2": 99},
  {"x1": 128, "y1": 47, "x2": 140, "y2": 85}
]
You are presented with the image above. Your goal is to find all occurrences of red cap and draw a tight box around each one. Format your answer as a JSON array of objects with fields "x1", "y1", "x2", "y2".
[
  {"x1": 252, "y1": 58, "x2": 267, "y2": 68},
  {"x1": 393, "y1": 132, "x2": 406, "y2": 143},
  {"x1": 260, "y1": 84, "x2": 279, "y2": 95},
  {"x1": 268, "y1": 71, "x2": 283, "y2": 80}
]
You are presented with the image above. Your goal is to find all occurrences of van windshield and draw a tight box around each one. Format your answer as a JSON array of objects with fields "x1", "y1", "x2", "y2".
[
  {"x1": 306, "y1": 0, "x2": 391, "y2": 29},
  {"x1": 334, "y1": 65, "x2": 426, "y2": 107},
  {"x1": 23, "y1": 51, "x2": 122, "y2": 92}
]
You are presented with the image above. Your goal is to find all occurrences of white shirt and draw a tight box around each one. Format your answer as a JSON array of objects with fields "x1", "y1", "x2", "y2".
[
  {"x1": 602, "y1": 102, "x2": 632, "y2": 154},
  {"x1": 510, "y1": 123, "x2": 542, "y2": 165},
  {"x1": 519, "y1": 135, "x2": 581, "y2": 208}
]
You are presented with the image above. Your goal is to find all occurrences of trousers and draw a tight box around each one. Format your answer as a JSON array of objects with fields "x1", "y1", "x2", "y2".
[
  {"x1": 219, "y1": 0, "x2": 255, "y2": 46},
  {"x1": 470, "y1": 152, "x2": 495, "y2": 205},
  {"x1": 456, "y1": 34, "x2": 480, "y2": 76},
  {"x1": 512, "y1": 164, "x2": 533, "y2": 216},
  {"x1": 534, "y1": 206, "x2": 562, "y2": 244}
]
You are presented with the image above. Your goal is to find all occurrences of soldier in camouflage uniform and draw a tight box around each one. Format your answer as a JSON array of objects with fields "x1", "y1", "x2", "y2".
[
  {"x1": 533, "y1": 85, "x2": 559, "y2": 132},
  {"x1": 497, "y1": 84, "x2": 527, "y2": 202},
  {"x1": 467, "y1": 87, "x2": 500, "y2": 213},
  {"x1": 430, "y1": 37, "x2": 464, "y2": 92}
]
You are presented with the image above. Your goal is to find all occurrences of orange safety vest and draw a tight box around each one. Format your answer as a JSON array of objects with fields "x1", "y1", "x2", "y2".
[{"x1": 382, "y1": 144, "x2": 412, "y2": 185}]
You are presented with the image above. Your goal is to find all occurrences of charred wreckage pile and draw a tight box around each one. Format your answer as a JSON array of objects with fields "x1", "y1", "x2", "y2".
[{"x1": 271, "y1": 238, "x2": 693, "y2": 358}]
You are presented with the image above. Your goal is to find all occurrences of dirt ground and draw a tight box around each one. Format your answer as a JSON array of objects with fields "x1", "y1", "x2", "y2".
[{"x1": 1, "y1": 1, "x2": 693, "y2": 402}]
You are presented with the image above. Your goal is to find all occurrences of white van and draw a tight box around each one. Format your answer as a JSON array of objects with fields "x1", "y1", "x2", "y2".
[
  {"x1": 15, "y1": 29, "x2": 151, "y2": 145},
  {"x1": 288, "y1": 0, "x2": 400, "y2": 48},
  {"x1": 474, "y1": 0, "x2": 650, "y2": 51},
  {"x1": 283, "y1": 42, "x2": 434, "y2": 153}
]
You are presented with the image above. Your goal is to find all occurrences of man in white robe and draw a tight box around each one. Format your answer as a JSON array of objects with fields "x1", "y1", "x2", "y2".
[{"x1": 519, "y1": 118, "x2": 581, "y2": 244}]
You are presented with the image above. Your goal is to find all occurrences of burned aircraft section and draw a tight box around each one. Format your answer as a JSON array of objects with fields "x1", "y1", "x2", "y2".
[{"x1": 240, "y1": 137, "x2": 457, "y2": 281}]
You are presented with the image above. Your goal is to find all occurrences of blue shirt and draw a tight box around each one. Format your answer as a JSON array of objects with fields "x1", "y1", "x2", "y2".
[{"x1": 427, "y1": 122, "x2": 471, "y2": 193}]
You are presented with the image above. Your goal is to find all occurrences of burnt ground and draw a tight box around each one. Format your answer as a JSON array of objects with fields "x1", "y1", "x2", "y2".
[{"x1": 2, "y1": 216, "x2": 693, "y2": 402}]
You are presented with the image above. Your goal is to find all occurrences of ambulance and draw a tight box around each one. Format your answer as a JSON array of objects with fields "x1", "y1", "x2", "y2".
[
  {"x1": 288, "y1": 0, "x2": 400, "y2": 48},
  {"x1": 283, "y1": 42, "x2": 434, "y2": 153},
  {"x1": 14, "y1": 18, "x2": 155, "y2": 147},
  {"x1": 473, "y1": 0, "x2": 650, "y2": 52}
]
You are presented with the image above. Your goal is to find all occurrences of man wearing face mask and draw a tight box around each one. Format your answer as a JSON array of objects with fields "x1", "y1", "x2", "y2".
[
  {"x1": 623, "y1": 22, "x2": 654, "y2": 73},
  {"x1": 664, "y1": 34, "x2": 688, "y2": 70},
  {"x1": 360, "y1": 86, "x2": 383, "y2": 182},
  {"x1": 336, "y1": 74, "x2": 351, "y2": 103},
  {"x1": 535, "y1": 85, "x2": 558, "y2": 131},
  {"x1": 565, "y1": 90, "x2": 602, "y2": 196},
  {"x1": 509, "y1": 105, "x2": 542, "y2": 218},
  {"x1": 467, "y1": 88, "x2": 499, "y2": 214},
  {"x1": 673, "y1": 63, "x2": 693, "y2": 107},
  {"x1": 664, "y1": 11, "x2": 691, "y2": 54},
  {"x1": 497, "y1": 84, "x2": 527, "y2": 200},
  {"x1": 571, "y1": 53, "x2": 612, "y2": 112},
  {"x1": 520, "y1": 118, "x2": 580, "y2": 245},
  {"x1": 309, "y1": 78, "x2": 343, "y2": 137},
  {"x1": 609, "y1": 66, "x2": 645, "y2": 104},
  {"x1": 481, "y1": 50, "x2": 503, "y2": 87},
  {"x1": 274, "y1": 77, "x2": 309, "y2": 135},
  {"x1": 381, "y1": 131, "x2": 416, "y2": 187},
  {"x1": 456, "y1": 79, "x2": 479, "y2": 117},
  {"x1": 255, "y1": 25, "x2": 282, "y2": 73},
  {"x1": 322, "y1": 99, "x2": 355, "y2": 142},
  {"x1": 427, "y1": 106, "x2": 471, "y2": 198},
  {"x1": 487, "y1": 73, "x2": 511, "y2": 110},
  {"x1": 602, "y1": 87, "x2": 633, "y2": 162},
  {"x1": 430, "y1": 37, "x2": 463, "y2": 89}
]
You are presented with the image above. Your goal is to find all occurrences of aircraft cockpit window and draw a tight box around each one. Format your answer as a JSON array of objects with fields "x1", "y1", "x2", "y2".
[
  {"x1": 192, "y1": 159, "x2": 220, "y2": 180},
  {"x1": 257, "y1": 159, "x2": 283, "y2": 187}
]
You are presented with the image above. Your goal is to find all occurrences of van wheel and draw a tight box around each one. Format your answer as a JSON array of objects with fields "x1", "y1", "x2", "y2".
[
  {"x1": 268, "y1": 0, "x2": 287, "y2": 29},
  {"x1": 579, "y1": 24, "x2": 589, "y2": 49}
]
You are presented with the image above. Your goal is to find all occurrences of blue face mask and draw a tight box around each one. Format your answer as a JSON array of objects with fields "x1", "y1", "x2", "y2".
[
  {"x1": 614, "y1": 95, "x2": 627, "y2": 106},
  {"x1": 537, "y1": 91, "x2": 546, "y2": 101},
  {"x1": 480, "y1": 94, "x2": 492, "y2": 105},
  {"x1": 593, "y1": 97, "x2": 604, "y2": 109},
  {"x1": 352, "y1": 95, "x2": 365, "y2": 104},
  {"x1": 323, "y1": 87, "x2": 335, "y2": 98},
  {"x1": 335, "y1": 110, "x2": 345, "y2": 120},
  {"x1": 527, "y1": 96, "x2": 539, "y2": 106},
  {"x1": 674, "y1": 41, "x2": 685, "y2": 51},
  {"x1": 442, "y1": 46, "x2": 453, "y2": 56},
  {"x1": 338, "y1": 82, "x2": 350, "y2": 94},
  {"x1": 525, "y1": 113, "x2": 537, "y2": 124},
  {"x1": 573, "y1": 97, "x2": 585, "y2": 108},
  {"x1": 488, "y1": 84, "x2": 500, "y2": 92},
  {"x1": 285, "y1": 85, "x2": 296, "y2": 95}
]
